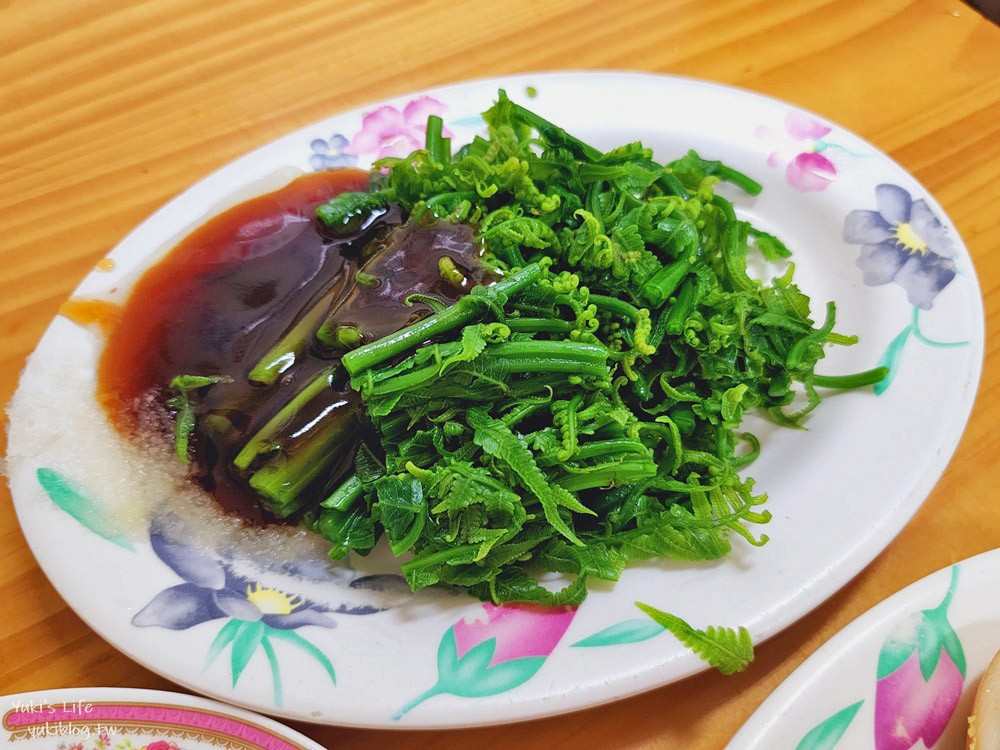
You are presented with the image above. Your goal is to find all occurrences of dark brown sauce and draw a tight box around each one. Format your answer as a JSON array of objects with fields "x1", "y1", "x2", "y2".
[{"x1": 98, "y1": 169, "x2": 487, "y2": 524}]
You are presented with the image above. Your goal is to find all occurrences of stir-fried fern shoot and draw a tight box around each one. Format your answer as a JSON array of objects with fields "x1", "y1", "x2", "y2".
[
  {"x1": 300, "y1": 91, "x2": 885, "y2": 605},
  {"x1": 175, "y1": 91, "x2": 886, "y2": 616}
]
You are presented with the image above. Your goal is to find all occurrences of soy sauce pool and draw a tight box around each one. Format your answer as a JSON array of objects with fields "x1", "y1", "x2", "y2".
[{"x1": 96, "y1": 169, "x2": 489, "y2": 523}]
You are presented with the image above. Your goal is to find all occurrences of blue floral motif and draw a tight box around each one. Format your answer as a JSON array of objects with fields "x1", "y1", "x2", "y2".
[
  {"x1": 133, "y1": 516, "x2": 393, "y2": 705},
  {"x1": 309, "y1": 133, "x2": 358, "y2": 171},
  {"x1": 842, "y1": 184, "x2": 957, "y2": 310},
  {"x1": 133, "y1": 517, "x2": 383, "y2": 630}
]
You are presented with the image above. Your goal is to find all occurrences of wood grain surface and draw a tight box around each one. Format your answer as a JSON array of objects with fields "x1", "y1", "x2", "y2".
[{"x1": 1, "y1": 1, "x2": 998, "y2": 747}]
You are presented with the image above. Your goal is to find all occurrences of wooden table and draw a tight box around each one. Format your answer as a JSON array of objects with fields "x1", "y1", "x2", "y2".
[{"x1": 2, "y1": 1, "x2": 998, "y2": 747}]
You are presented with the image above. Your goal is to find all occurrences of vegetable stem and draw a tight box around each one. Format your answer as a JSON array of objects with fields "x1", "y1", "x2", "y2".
[
  {"x1": 425, "y1": 115, "x2": 450, "y2": 165},
  {"x1": 248, "y1": 403, "x2": 358, "y2": 518},
  {"x1": 811, "y1": 367, "x2": 889, "y2": 389},
  {"x1": 589, "y1": 293, "x2": 642, "y2": 322},
  {"x1": 341, "y1": 263, "x2": 544, "y2": 375},
  {"x1": 322, "y1": 474, "x2": 364, "y2": 510},
  {"x1": 234, "y1": 366, "x2": 338, "y2": 471},
  {"x1": 249, "y1": 284, "x2": 342, "y2": 386}
]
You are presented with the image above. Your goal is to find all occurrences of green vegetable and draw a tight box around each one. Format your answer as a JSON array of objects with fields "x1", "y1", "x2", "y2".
[
  {"x1": 635, "y1": 601, "x2": 754, "y2": 675},
  {"x1": 311, "y1": 90, "x2": 886, "y2": 605},
  {"x1": 166, "y1": 374, "x2": 233, "y2": 463},
  {"x1": 170, "y1": 92, "x2": 886, "y2": 617}
]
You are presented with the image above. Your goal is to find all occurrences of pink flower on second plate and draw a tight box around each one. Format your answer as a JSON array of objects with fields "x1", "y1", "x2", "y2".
[
  {"x1": 452, "y1": 602, "x2": 577, "y2": 666},
  {"x1": 875, "y1": 648, "x2": 964, "y2": 750},
  {"x1": 346, "y1": 96, "x2": 452, "y2": 159},
  {"x1": 873, "y1": 566, "x2": 966, "y2": 750}
]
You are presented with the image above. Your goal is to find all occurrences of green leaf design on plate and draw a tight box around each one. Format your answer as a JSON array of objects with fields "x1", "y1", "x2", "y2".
[
  {"x1": 874, "y1": 307, "x2": 969, "y2": 397},
  {"x1": 876, "y1": 566, "x2": 963, "y2": 681},
  {"x1": 259, "y1": 635, "x2": 284, "y2": 707},
  {"x1": 267, "y1": 626, "x2": 337, "y2": 685},
  {"x1": 795, "y1": 700, "x2": 864, "y2": 750},
  {"x1": 231, "y1": 620, "x2": 266, "y2": 686},
  {"x1": 394, "y1": 627, "x2": 546, "y2": 719},
  {"x1": 436, "y1": 628, "x2": 546, "y2": 696},
  {"x1": 204, "y1": 618, "x2": 242, "y2": 669},
  {"x1": 205, "y1": 620, "x2": 298, "y2": 707},
  {"x1": 36, "y1": 467, "x2": 135, "y2": 551},
  {"x1": 874, "y1": 325, "x2": 912, "y2": 396},
  {"x1": 571, "y1": 617, "x2": 666, "y2": 647}
]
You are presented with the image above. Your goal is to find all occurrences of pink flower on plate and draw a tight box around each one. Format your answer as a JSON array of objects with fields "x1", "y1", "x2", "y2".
[
  {"x1": 394, "y1": 602, "x2": 578, "y2": 719},
  {"x1": 452, "y1": 602, "x2": 577, "y2": 666},
  {"x1": 345, "y1": 96, "x2": 452, "y2": 160},
  {"x1": 756, "y1": 111, "x2": 842, "y2": 192},
  {"x1": 874, "y1": 566, "x2": 966, "y2": 750}
]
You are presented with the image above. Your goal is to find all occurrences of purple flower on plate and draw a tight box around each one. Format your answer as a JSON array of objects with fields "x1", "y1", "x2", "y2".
[
  {"x1": 874, "y1": 566, "x2": 965, "y2": 750},
  {"x1": 309, "y1": 133, "x2": 358, "y2": 171},
  {"x1": 133, "y1": 517, "x2": 388, "y2": 706},
  {"x1": 133, "y1": 521, "x2": 343, "y2": 631},
  {"x1": 345, "y1": 96, "x2": 452, "y2": 159},
  {"x1": 843, "y1": 184, "x2": 957, "y2": 309}
]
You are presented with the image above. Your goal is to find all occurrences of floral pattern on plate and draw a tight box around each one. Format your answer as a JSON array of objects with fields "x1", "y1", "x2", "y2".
[
  {"x1": 788, "y1": 567, "x2": 966, "y2": 750},
  {"x1": 842, "y1": 184, "x2": 969, "y2": 394},
  {"x1": 310, "y1": 96, "x2": 454, "y2": 170},
  {"x1": 8, "y1": 72, "x2": 982, "y2": 728},
  {"x1": 755, "y1": 112, "x2": 865, "y2": 192},
  {"x1": 395, "y1": 602, "x2": 578, "y2": 720},
  {"x1": 843, "y1": 183, "x2": 957, "y2": 310},
  {"x1": 730, "y1": 552, "x2": 1000, "y2": 750},
  {"x1": 3, "y1": 688, "x2": 321, "y2": 749}
]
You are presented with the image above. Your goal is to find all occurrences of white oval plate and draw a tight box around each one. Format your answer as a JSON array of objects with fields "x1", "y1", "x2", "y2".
[
  {"x1": 1, "y1": 687, "x2": 323, "y2": 749},
  {"x1": 729, "y1": 548, "x2": 1000, "y2": 749},
  {"x1": 5, "y1": 72, "x2": 984, "y2": 728}
]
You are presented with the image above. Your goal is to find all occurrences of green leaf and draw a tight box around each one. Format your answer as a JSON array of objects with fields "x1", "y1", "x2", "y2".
[
  {"x1": 36, "y1": 468, "x2": 135, "y2": 551},
  {"x1": 231, "y1": 620, "x2": 266, "y2": 686},
  {"x1": 314, "y1": 505, "x2": 375, "y2": 560},
  {"x1": 571, "y1": 618, "x2": 666, "y2": 647},
  {"x1": 615, "y1": 522, "x2": 732, "y2": 562},
  {"x1": 795, "y1": 700, "x2": 864, "y2": 750},
  {"x1": 316, "y1": 190, "x2": 390, "y2": 232},
  {"x1": 876, "y1": 611, "x2": 921, "y2": 679},
  {"x1": 874, "y1": 325, "x2": 912, "y2": 396},
  {"x1": 467, "y1": 407, "x2": 589, "y2": 545},
  {"x1": 168, "y1": 392, "x2": 196, "y2": 463},
  {"x1": 267, "y1": 627, "x2": 337, "y2": 685},
  {"x1": 204, "y1": 618, "x2": 242, "y2": 669},
  {"x1": 259, "y1": 635, "x2": 284, "y2": 707},
  {"x1": 168, "y1": 374, "x2": 233, "y2": 391},
  {"x1": 749, "y1": 227, "x2": 793, "y2": 261},
  {"x1": 435, "y1": 628, "x2": 546, "y2": 697},
  {"x1": 473, "y1": 568, "x2": 588, "y2": 606},
  {"x1": 635, "y1": 602, "x2": 753, "y2": 675},
  {"x1": 166, "y1": 374, "x2": 232, "y2": 463},
  {"x1": 374, "y1": 475, "x2": 426, "y2": 555},
  {"x1": 538, "y1": 540, "x2": 627, "y2": 581}
]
